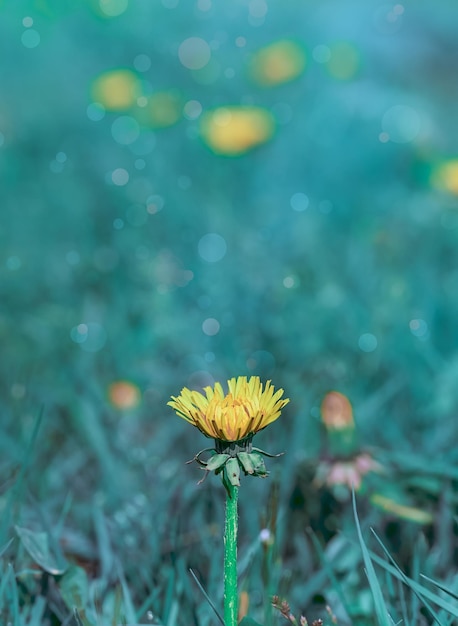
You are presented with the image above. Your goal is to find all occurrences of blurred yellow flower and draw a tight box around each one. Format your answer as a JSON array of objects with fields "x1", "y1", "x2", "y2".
[
  {"x1": 249, "y1": 39, "x2": 306, "y2": 86},
  {"x1": 168, "y1": 376, "x2": 289, "y2": 442},
  {"x1": 431, "y1": 159, "x2": 458, "y2": 195},
  {"x1": 200, "y1": 106, "x2": 275, "y2": 156},
  {"x1": 108, "y1": 380, "x2": 141, "y2": 409},
  {"x1": 91, "y1": 69, "x2": 141, "y2": 110},
  {"x1": 371, "y1": 493, "x2": 433, "y2": 525},
  {"x1": 321, "y1": 391, "x2": 354, "y2": 431}
]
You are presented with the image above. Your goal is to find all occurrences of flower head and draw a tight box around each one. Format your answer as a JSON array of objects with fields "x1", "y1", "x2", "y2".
[
  {"x1": 168, "y1": 376, "x2": 289, "y2": 443},
  {"x1": 320, "y1": 391, "x2": 354, "y2": 431}
]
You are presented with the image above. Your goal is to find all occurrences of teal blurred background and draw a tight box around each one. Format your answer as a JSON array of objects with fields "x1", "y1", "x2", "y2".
[
  {"x1": 2, "y1": 1, "x2": 458, "y2": 623},
  {"x1": 2, "y1": 0, "x2": 458, "y2": 507}
]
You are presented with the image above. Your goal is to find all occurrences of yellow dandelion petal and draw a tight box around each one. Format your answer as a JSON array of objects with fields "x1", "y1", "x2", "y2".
[{"x1": 169, "y1": 376, "x2": 289, "y2": 442}]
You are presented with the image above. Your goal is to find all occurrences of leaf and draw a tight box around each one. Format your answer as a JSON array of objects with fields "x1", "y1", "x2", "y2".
[
  {"x1": 58, "y1": 565, "x2": 89, "y2": 611},
  {"x1": 420, "y1": 574, "x2": 458, "y2": 601},
  {"x1": 15, "y1": 525, "x2": 67, "y2": 575}
]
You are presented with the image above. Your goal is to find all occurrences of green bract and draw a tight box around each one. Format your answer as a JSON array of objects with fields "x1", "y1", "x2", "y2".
[{"x1": 189, "y1": 443, "x2": 283, "y2": 493}]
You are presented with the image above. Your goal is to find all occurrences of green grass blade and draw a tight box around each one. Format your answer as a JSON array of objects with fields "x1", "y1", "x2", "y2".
[
  {"x1": 367, "y1": 550, "x2": 458, "y2": 618},
  {"x1": 0, "y1": 406, "x2": 44, "y2": 544},
  {"x1": 370, "y1": 529, "x2": 445, "y2": 626},
  {"x1": 189, "y1": 568, "x2": 224, "y2": 626},
  {"x1": 352, "y1": 491, "x2": 391, "y2": 626},
  {"x1": 419, "y1": 574, "x2": 458, "y2": 601}
]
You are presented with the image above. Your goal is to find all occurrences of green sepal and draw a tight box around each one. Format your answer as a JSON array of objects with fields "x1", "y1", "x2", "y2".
[
  {"x1": 205, "y1": 453, "x2": 230, "y2": 472},
  {"x1": 225, "y1": 457, "x2": 241, "y2": 486},
  {"x1": 250, "y1": 452, "x2": 268, "y2": 476},
  {"x1": 237, "y1": 451, "x2": 255, "y2": 475},
  {"x1": 187, "y1": 447, "x2": 216, "y2": 466},
  {"x1": 252, "y1": 447, "x2": 284, "y2": 458}
]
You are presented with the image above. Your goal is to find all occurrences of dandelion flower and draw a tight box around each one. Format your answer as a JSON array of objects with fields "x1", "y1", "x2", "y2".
[{"x1": 168, "y1": 376, "x2": 289, "y2": 443}]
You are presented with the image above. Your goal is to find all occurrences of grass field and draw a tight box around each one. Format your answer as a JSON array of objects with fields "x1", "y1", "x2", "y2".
[{"x1": 2, "y1": 1, "x2": 458, "y2": 624}]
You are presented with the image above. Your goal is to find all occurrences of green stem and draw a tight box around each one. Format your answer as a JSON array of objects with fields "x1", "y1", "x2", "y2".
[{"x1": 224, "y1": 482, "x2": 239, "y2": 626}]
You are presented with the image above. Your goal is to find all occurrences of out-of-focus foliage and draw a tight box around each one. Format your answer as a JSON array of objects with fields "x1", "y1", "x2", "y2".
[{"x1": 1, "y1": 0, "x2": 458, "y2": 624}]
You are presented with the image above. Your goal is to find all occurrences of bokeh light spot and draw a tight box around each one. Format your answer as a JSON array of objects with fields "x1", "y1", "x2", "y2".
[
  {"x1": 21, "y1": 29, "x2": 40, "y2": 48},
  {"x1": 70, "y1": 323, "x2": 88, "y2": 344},
  {"x1": 133, "y1": 54, "x2": 151, "y2": 72},
  {"x1": 99, "y1": 0, "x2": 128, "y2": 17},
  {"x1": 78, "y1": 323, "x2": 107, "y2": 353},
  {"x1": 382, "y1": 105, "x2": 420, "y2": 144},
  {"x1": 249, "y1": 39, "x2": 306, "y2": 86},
  {"x1": 409, "y1": 319, "x2": 428, "y2": 339},
  {"x1": 358, "y1": 333, "x2": 378, "y2": 352},
  {"x1": 200, "y1": 106, "x2": 275, "y2": 156},
  {"x1": 283, "y1": 276, "x2": 296, "y2": 288},
  {"x1": 112, "y1": 168, "x2": 129, "y2": 186},
  {"x1": 146, "y1": 194, "x2": 164, "y2": 214},
  {"x1": 23, "y1": 16, "x2": 33, "y2": 27},
  {"x1": 290, "y1": 192, "x2": 309, "y2": 212},
  {"x1": 202, "y1": 318, "x2": 220, "y2": 336},
  {"x1": 111, "y1": 115, "x2": 140, "y2": 145},
  {"x1": 374, "y1": 4, "x2": 404, "y2": 34},
  {"x1": 87, "y1": 102, "x2": 106, "y2": 121},
  {"x1": 178, "y1": 37, "x2": 211, "y2": 70},
  {"x1": 183, "y1": 99, "x2": 202, "y2": 120},
  {"x1": 198, "y1": 233, "x2": 227, "y2": 262},
  {"x1": 91, "y1": 69, "x2": 141, "y2": 111}
]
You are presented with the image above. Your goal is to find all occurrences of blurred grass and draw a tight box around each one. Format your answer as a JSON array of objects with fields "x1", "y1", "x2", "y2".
[{"x1": 2, "y1": 0, "x2": 458, "y2": 624}]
